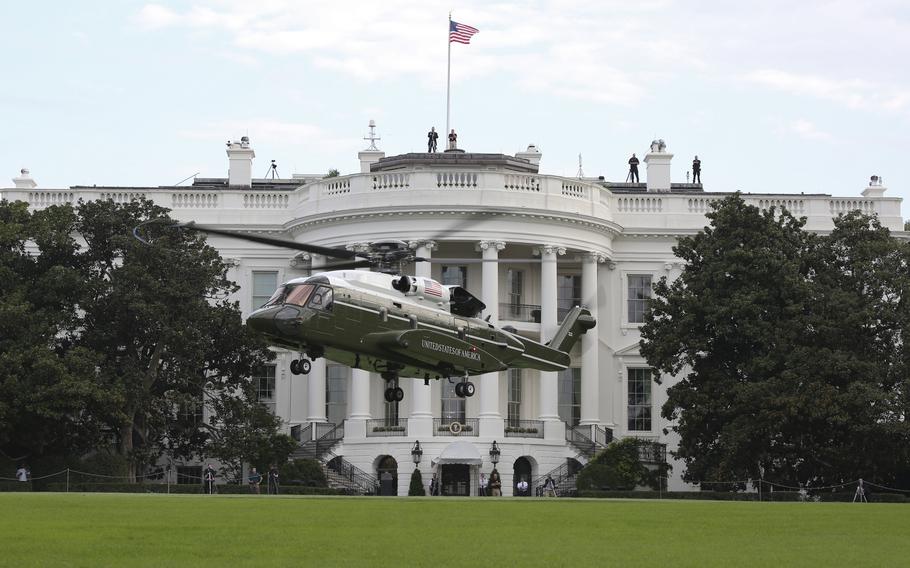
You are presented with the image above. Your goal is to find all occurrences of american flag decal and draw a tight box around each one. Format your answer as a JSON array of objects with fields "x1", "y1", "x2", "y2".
[{"x1": 423, "y1": 278, "x2": 443, "y2": 297}]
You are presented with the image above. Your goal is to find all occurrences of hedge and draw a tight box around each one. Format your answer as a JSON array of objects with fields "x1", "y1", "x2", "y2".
[
  {"x1": 576, "y1": 490, "x2": 907, "y2": 502},
  {"x1": 37, "y1": 483, "x2": 346, "y2": 495}
]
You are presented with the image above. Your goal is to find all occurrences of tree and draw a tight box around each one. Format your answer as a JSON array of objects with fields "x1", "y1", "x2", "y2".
[
  {"x1": 408, "y1": 468, "x2": 426, "y2": 496},
  {"x1": 324, "y1": 169, "x2": 340, "y2": 178},
  {"x1": 641, "y1": 195, "x2": 910, "y2": 486},
  {"x1": 0, "y1": 198, "x2": 280, "y2": 480},
  {"x1": 205, "y1": 393, "x2": 297, "y2": 483},
  {"x1": 0, "y1": 201, "x2": 116, "y2": 461}
]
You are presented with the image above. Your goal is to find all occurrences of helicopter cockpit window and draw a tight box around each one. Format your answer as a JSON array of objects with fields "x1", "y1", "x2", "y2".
[
  {"x1": 308, "y1": 286, "x2": 333, "y2": 311},
  {"x1": 285, "y1": 284, "x2": 316, "y2": 307},
  {"x1": 263, "y1": 286, "x2": 289, "y2": 308}
]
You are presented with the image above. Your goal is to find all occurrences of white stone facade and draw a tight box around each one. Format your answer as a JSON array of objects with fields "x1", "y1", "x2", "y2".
[{"x1": 4, "y1": 140, "x2": 903, "y2": 496}]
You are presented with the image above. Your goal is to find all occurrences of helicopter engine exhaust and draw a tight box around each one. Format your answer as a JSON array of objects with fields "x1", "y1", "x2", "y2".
[
  {"x1": 392, "y1": 276, "x2": 451, "y2": 302},
  {"x1": 392, "y1": 276, "x2": 414, "y2": 293}
]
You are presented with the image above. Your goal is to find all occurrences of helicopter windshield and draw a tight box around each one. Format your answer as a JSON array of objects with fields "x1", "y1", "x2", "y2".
[{"x1": 285, "y1": 284, "x2": 316, "y2": 307}]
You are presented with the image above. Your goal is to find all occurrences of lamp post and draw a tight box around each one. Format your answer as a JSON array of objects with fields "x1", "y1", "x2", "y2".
[
  {"x1": 489, "y1": 440, "x2": 500, "y2": 466},
  {"x1": 411, "y1": 441, "x2": 423, "y2": 466}
]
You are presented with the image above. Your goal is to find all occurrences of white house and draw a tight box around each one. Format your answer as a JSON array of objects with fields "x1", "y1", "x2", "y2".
[{"x1": 3, "y1": 130, "x2": 902, "y2": 496}]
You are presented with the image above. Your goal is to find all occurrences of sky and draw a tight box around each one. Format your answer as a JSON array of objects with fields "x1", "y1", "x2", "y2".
[{"x1": 2, "y1": 1, "x2": 909, "y2": 219}]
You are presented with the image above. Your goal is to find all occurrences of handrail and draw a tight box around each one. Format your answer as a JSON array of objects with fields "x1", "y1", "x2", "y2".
[
  {"x1": 433, "y1": 418, "x2": 479, "y2": 437},
  {"x1": 323, "y1": 452, "x2": 379, "y2": 495},
  {"x1": 503, "y1": 419, "x2": 544, "y2": 439},
  {"x1": 367, "y1": 418, "x2": 408, "y2": 437},
  {"x1": 566, "y1": 425, "x2": 597, "y2": 457}
]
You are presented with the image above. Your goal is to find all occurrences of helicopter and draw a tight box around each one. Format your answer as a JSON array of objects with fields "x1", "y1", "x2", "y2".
[{"x1": 136, "y1": 221, "x2": 596, "y2": 403}]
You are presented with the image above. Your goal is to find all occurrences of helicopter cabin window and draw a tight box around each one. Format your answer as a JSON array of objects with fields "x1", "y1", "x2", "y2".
[
  {"x1": 441, "y1": 265, "x2": 467, "y2": 288},
  {"x1": 557, "y1": 368, "x2": 581, "y2": 426},
  {"x1": 307, "y1": 286, "x2": 333, "y2": 311},
  {"x1": 284, "y1": 284, "x2": 315, "y2": 307},
  {"x1": 441, "y1": 381, "x2": 465, "y2": 424},
  {"x1": 252, "y1": 271, "x2": 279, "y2": 309},
  {"x1": 627, "y1": 275, "x2": 652, "y2": 324}
]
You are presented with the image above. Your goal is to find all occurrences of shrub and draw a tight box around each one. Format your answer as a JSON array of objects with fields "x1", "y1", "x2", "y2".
[
  {"x1": 408, "y1": 468, "x2": 426, "y2": 496},
  {"x1": 282, "y1": 459, "x2": 328, "y2": 487},
  {"x1": 577, "y1": 438, "x2": 649, "y2": 491}
]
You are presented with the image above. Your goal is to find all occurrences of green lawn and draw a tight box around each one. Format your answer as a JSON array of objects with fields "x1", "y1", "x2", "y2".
[{"x1": 1, "y1": 493, "x2": 907, "y2": 567}]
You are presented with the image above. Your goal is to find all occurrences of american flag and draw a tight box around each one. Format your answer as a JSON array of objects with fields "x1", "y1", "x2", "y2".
[
  {"x1": 449, "y1": 20, "x2": 479, "y2": 44},
  {"x1": 423, "y1": 278, "x2": 443, "y2": 297}
]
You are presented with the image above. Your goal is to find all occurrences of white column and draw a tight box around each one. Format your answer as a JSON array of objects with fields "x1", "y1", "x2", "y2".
[
  {"x1": 580, "y1": 253, "x2": 605, "y2": 426},
  {"x1": 478, "y1": 240, "x2": 506, "y2": 438},
  {"x1": 537, "y1": 245, "x2": 565, "y2": 426},
  {"x1": 306, "y1": 358, "x2": 327, "y2": 422},
  {"x1": 350, "y1": 368, "x2": 372, "y2": 420},
  {"x1": 408, "y1": 240, "x2": 437, "y2": 438}
]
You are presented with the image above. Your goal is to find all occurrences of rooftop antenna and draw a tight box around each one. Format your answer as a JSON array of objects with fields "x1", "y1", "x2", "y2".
[
  {"x1": 265, "y1": 160, "x2": 279, "y2": 179},
  {"x1": 364, "y1": 119, "x2": 381, "y2": 151},
  {"x1": 173, "y1": 172, "x2": 200, "y2": 186},
  {"x1": 576, "y1": 153, "x2": 584, "y2": 178}
]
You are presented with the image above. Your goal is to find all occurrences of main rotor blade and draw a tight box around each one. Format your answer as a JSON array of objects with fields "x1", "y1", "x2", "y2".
[
  {"x1": 177, "y1": 222, "x2": 358, "y2": 260},
  {"x1": 419, "y1": 258, "x2": 544, "y2": 264},
  {"x1": 310, "y1": 259, "x2": 375, "y2": 270}
]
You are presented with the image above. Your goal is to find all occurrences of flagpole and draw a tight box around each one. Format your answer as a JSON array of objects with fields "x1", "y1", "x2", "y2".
[{"x1": 446, "y1": 12, "x2": 452, "y2": 138}]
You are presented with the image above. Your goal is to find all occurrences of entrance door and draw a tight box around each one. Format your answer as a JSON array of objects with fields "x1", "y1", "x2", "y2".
[
  {"x1": 377, "y1": 455, "x2": 398, "y2": 496},
  {"x1": 513, "y1": 457, "x2": 532, "y2": 496},
  {"x1": 441, "y1": 464, "x2": 470, "y2": 496}
]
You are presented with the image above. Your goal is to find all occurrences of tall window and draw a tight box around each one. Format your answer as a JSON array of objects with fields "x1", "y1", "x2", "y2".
[
  {"x1": 628, "y1": 368, "x2": 652, "y2": 431},
  {"x1": 507, "y1": 269, "x2": 524, "y2": 318},
  {"x1": 179, "y1": 393, "x2": 204, "y2": 425},
  {"x1": 254, "y1": 365, "x2": 276, "y2": 414},
  {"x1": 557, "y1": 274, "x2": 582, "y2": 321},
  {"x1": 441, "y1": 265, "x2": 467, "y2": 288},
  {"x1": 558, "y1": 368, "x2": 581, "y2": 426},
  {"x1": 326, "y1": 365, "x2": 348, "y2": 425},
  {"x1": 628, "y1": 275, "x2": 652, "y2": 324},
  {"x1": 441, "y1": 381, "x2": 465, "y2": 423},
  {"x1": 508, "y1": 369, "x2": 522, "y2": 426},
  {"x1": 252, "y1": 271, "x2": 279, "y2": 310}
]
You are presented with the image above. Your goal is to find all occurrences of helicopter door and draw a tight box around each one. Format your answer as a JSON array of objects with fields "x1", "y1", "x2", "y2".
[{"x1": 306, "y1": 286, "x2": 334, "y2": 336}]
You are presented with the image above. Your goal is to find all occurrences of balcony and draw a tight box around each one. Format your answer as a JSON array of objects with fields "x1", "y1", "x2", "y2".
[
  {"x1": 433, "y1": 418, "x2": 479, "y2": 437},
  {"x1": 366, "y1": 418, "x2": 408, "y2": 437},
  {"x1": 503, "y1": 420, "x2": 544, "y2": 438}
]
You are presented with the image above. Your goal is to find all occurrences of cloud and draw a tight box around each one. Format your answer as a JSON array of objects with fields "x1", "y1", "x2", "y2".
[
  {"x1": 787, "y1": 119, "x2": 835, "y2": 143},
  {"x1": 178, "y1": 119, "x2": 350, "y2": 151},
  {"x1": 744, "y1": 69, "x2": 910, "y2": 114},
  {"x1": 133, "y1": 1, "x2": 709, "y2": 105}
]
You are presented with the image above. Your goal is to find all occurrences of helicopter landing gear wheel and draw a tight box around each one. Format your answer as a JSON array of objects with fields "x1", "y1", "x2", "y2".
[
  {"x1": 384, "y1": 387, "x2": 404, "y2": 403},
  {"x1": 290, "y1": 359, "x2": 311, "y2": 375},
  {"x1": 454, "y1": 381, "x2": 475, "y2": 398}
]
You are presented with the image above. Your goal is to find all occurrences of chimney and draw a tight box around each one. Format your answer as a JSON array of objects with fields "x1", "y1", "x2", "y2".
[
  {"x1": 644, "y1": 139, "x2": 672, "y2": 192},
  {"x1": 12, "y1": 168, "x2": 37, "y2": 189},
  {"x1": 226, "y1": 136, "x2": 255, "y2": 187},
  {"x1": 516, "y1": 144, "x2": 542, "y2": 166},
  {"x1": 862, "y1": 175, "x2": 887, "y2": 198},
  {"x1": 358, "y1": 120, "x2": 385, "y2": 173}
]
